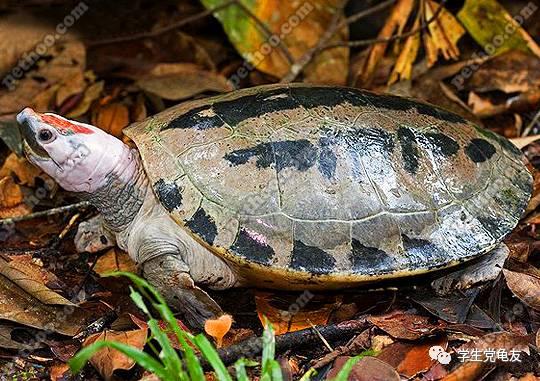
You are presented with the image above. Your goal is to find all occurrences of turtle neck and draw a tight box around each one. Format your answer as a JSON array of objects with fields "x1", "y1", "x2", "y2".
[{"x1": 81, "y1": 147, "x2": 148, "y2": 232}]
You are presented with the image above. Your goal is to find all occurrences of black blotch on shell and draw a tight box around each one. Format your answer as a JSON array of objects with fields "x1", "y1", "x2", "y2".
[
  {"x1": 465, "y1": 138, "x2": 496, "y2": 163},
  {"x1": 423, "y1": 133, "x2": 460, "y2": 157},
  {"x1": 350, "y1": 239, "x2": 395, "y2": 274},
  {"x1": 185, "y1": 207, "x2": 218, "y2": 245},
  {"x1": 318, "y1": 136, "x2": 338, "y2": 179},
  {"x1": 401, "y1": 234, "x2": 447, "y2": 268},
  {"x1": 164, "y1": 86, "x2": 468, "y2": 130},
  {"x1": 290, "y1": 240, "x2": 336, "y2": 275},
  {"x1": 397, "y1": 127, "x2": 420, "y2": 174},
  {"x1": 477, "y1": 215, "x2": 510, "y2": 239},
  {"x1": 165, "y1": 105, "x2": 223, "y2": 130},
  {"x1": 154, "y1": 179, "x2": 182, "y2": 212},
  {"x1": 224, "y1": 140, "x2": 318, "y2": 172},
  {"x1": 231, "y1": 228, "x2": 275, "y2": 265}
]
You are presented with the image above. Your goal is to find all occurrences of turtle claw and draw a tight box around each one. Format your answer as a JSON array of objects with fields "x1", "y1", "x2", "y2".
[
  {"x1": 75, "y1": 215, "x2": 116, "y2": 253},
  {"x1": 142, "y1": 254, "x2": 224, "y2": 329}
]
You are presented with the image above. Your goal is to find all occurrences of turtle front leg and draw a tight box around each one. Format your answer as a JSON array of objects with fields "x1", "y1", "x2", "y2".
[
  {"x1": 141, "y1": 254, "x2": 224, "y2": 328},
  {"x1": 75, "y1": 215, "x2": 116, "y2": 253}
]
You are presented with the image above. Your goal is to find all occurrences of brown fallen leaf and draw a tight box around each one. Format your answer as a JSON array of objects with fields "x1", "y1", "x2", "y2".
[
  {"x1": 377, "y1": 336, "x2": 447, "y2": 378},
  {"x1": 0, "y1": 271, "x2": 85, "y2": 335},
  {"x1": 464, "y1": 50, "x2": 540, "y2": 93},
  {"x1": 254, "y1": 291, "x2": 335, "y2": 335},
  {"x1": 94, "y1": 248, "x2": 137, "y2": 276},
  {"x1": 136, "y1": 63, "x2": 233, "y2": 101},
  {"x1": 510, "y1": 135, "x2": 540, "y2": 150},
  {"x1": 84, "y1": 328, "x2": 148, "y2": 381},
  {"x1": 503, "y1": 262, "x2": 540, "y2": 310},
  {"x1": 92, "y1": 103, "x2": 130, "y2": 138},
  {"x1": 66, "y1": 81, "x2": 105, "y2": 118},
  {"x1": 0, "y1": 324, "x2": 36, "y2": 350},
  {"x1": 0, "y1": 41, "x2": 86, "y2": 116},
  {"x1": 0, "y1": 176, "x2": 30, "y2": 218},
  {"x1": 368, "y1": 310, "x2": 445, "y2": 340},
  {"x1": 0, "y1": 152, "x2": 45, "y2": 186},
  {"x1": 441, "y1": 332, "x2": 530, "y2": 381},
  {"x1": 327, "y1": 355, "x2": 400, "y2": 381},
  {"x1": 0, "y1": 257, "x2": 73, "y2": 306},
  {"x1": 49, "y1": 363, "x2": 70, "y2": 381}
]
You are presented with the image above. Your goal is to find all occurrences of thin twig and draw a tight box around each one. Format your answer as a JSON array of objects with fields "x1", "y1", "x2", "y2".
[
  {"x1": 322, "y1": 0, "x2": 447, "y2": 50},
  {"x1": 0, "y1": 201, "x2": 90, "y2": 225},
  {"x1": 522, "y1": 109, "x2": 540, "y2": 137}
]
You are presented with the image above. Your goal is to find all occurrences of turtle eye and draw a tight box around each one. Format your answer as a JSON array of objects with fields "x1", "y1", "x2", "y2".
[{"x1": 37, "y1": 129, "x2": 55, "y2": 143}]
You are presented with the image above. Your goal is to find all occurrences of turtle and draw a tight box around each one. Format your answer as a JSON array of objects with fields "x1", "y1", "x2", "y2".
[{"x1": 16, "y1": 83, "x2": 533, "y2": 327}]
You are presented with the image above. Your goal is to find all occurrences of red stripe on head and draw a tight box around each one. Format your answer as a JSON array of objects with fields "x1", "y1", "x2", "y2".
[{"x1": 41, "y1": 114, "x2": 94, "y2": 134}]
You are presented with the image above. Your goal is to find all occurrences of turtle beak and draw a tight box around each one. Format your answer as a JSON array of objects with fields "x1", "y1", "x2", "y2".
[{"x1": 16, "y1": 107, "x2": 50, "y2": 159}]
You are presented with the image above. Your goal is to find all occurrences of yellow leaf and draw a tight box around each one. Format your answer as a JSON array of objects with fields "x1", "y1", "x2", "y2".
[
  {"x1": 424, "y1": 0, "x2": 465, "y2": 64},
  {"x1": 360, "y1": 0, "x2": 415, "y2": 85},
  {"x1": 389, "y1": 17, "x2": 421, "y2": 84}
]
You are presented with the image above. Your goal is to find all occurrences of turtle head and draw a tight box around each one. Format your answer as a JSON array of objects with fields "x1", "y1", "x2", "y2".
[{"x1": 16, "y1": 108, "x2": 128, "y2": 193}]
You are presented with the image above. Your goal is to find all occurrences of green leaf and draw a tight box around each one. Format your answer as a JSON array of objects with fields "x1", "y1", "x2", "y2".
[
  {"x1": 192, "y1": 334, "x2": 232, "y2": 381},
  {"x1": 69, "y1": 340, "x2": 169, "y2": 380},
  {"x1": 457, "y1": 0, "x2": 540, "y2": 57}
]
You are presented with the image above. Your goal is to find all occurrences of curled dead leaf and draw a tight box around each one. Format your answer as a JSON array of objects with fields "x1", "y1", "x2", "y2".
[
  {"x1": 92, "y1": 103, "x2": 130, "y2": 138},
  {"x1": 503, "y1": 263, "x2": 540, "y2": 310},
  {"x1": 84, "y1": 328, "x2": 148, "y2": 380}
]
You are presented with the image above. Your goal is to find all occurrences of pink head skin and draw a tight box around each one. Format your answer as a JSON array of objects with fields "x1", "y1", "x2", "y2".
[{"x1": 17, "y1": 108, "x2": 130, "y2": 193}]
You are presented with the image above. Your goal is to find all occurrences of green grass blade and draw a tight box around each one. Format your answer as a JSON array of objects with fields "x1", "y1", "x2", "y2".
[
  {"x1": 147, "y1": 319, "x2": 184, "y2": 376},
  {"x1": 233, "y1": 359, "x2": 257, "y2": 381},
  {"x1": 261, "y1": 319, "x2": 276, "y2": 377},
  {"x1": 192, "y1": 334, "x2": 232, "y2": 381},
  {"x1": 153, "y1": 304, "x2": 205, "y2": 380},
  {"x1": 269, "y1": 360, "x2": 284, "y2": 381},
  {"x1": 129, "y1": 286, "x2": 150, "y2": 316},
  {"x1": 328, "y1": 356, "x2": 361, "y2": 381},
  {"x1": 69, "y1": 340, "x2": 169, "y2": 380}
]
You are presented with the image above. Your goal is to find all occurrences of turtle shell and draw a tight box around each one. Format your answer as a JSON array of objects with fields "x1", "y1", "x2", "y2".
[{"x1": 124, "y1": 84, "x2": 532, "y2": 289}]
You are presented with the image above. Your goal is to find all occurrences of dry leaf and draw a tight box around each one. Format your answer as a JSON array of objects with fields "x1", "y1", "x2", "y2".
[
  {"x1": 94, "y1": 249, "x2": 137, "y2": 275},
  {"x1": 0, "y1": 152, "x2": 45, "y2": 186},
  {"x1": 0, "y1": 41, "x2": 86, "y2": 116},
  {"x1": 510, "y1": 134, "x2": 540, "y2": 149},
  {"x1": 0, "y1": 257, "x2": 73, "y2": 306},
  {"x1": 201, "y1": 0, "x2": 349, "y2": 84},
  {"x1": 254, "y1": 291, "x2": 335, "y2": 335},
  {"x1": 66, "y1": 81, "x2": 104, "y2": 118},
  {"x1": 424, "y1": 0, "x2": 465, "y2": 63},
  {"x1": 136, "y1": 63, "x2": 232, "y2": 101},
  {"x1": 368, "y1": 310, "x2": 445, "y2": 340},
  {"x1": 327, "y1": 355, "x2": 400, "y2": 381},
  {"x1": 204, "y1": 314, "x2": 232, "y2": 348},
  {"x1": 92, "y1": 103, "x2": 130, "y2": 138},
  {"x1": 360, "y1": 0, "x2": 415, "y2": 85},
  {"x1": 84, "y1": 328, "x2": 148, "y2": 380},
  {"x1": 503, "y1": 263, "x2": 540, "y2": 310},
  {"x1": 442, "y1": 332, "x2": 530, "y2": 381},
  {"x1": 0, "y1": 272, "x2": 85, "y2": 335},
  {"x1": 377, "y1": 337, "x2": 448, "y2": 378},
  {"x1": 0, "y1": 176, "x2": 30, "y2": 218},
  {"x1": 389, "y1": 17, "x2": 421, "y2": 84}
]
